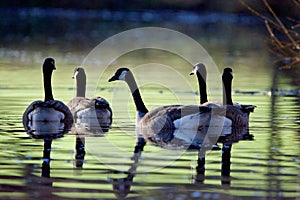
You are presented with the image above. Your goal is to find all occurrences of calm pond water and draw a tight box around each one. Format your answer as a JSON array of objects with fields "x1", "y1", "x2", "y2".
[{"x1": 0, "y1": 8, "x2": 299, "y2": 200}]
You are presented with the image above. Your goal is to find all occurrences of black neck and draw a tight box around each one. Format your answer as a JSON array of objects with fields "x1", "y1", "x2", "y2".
[
  {"x1": 76, "y1": 75, "x2": 86, "y2": 97},
  {"x1": 125, "y1": 71, "x2": 148, "y2": 114},
  {"x1": 43, "y1": 70, "x2": 54, "y2": 101},
  {"x1": 196, "y1": 71, "x2": 208, "y2": 104},
  {"x1": 222, "y1": 75, "x2": 233, "y2": 105}
]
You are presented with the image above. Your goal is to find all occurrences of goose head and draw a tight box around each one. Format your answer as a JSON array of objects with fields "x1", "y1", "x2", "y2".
[
  {"x1": 222, "y1": 67, "x2": 233, "y2": 105},
  {"x1": 222, "y1": 68, "x2": 233, "y2": 82},
  {"x1": 43, "y1": 57, "x2": 56, "y2": 74},
  {"x1": 72, "y1": 67, "x2": 86, "y2": 97},
  {"x1": 189, "y1": 63, "x2": 206, "y2": 78},
  {"x1": 72, "y1": 67, "x2": 86, "y2": 79},
  {"x1": 108, "y1": 68, "x2": 129, "y2": 82}
]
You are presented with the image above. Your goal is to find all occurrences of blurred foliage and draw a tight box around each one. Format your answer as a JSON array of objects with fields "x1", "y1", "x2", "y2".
[{"x1": 241, "y1": 0, "x2": 299, "y2": 85}]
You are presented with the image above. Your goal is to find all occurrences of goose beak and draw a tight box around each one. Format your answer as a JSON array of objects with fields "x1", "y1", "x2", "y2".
[
  {"x1": 190, "y1": 68, "x2": 197, "y2": 75},
  {"x1": 108, "y1": 76, "x2": 117, "y2": 82}
]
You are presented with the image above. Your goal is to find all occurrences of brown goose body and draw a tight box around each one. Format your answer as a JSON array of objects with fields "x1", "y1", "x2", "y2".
[
  {"x1": 68, "y1": 96, "x2": 112, "y2": 132},
  {"x1": 138, "y1": 104, "x2": 229, "y2": 149},
  {"x1": 68, "y1": 67, "x2": 112, "y2": 132}
]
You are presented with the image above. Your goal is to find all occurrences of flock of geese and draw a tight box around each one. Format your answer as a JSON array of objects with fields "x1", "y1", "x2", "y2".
[{"x1": 22, "y1": 57, "x2": 256, "y2": 150}]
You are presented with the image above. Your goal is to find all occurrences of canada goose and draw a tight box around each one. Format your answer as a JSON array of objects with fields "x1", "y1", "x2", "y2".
[
  {"x1": 190, "y1": 63, "x2": 222, "y2": 150},
  {"x1": 190, "y1": 64, "x2": 255, "y2": 127},
  {"x1": 108, "y1": 68, "x2": 231, "y2": 148},
  {"x1": 222, "y1": 67, "x2": 256, "y2": 127},
  {"x1": 68, "y1": 67, "x2": 112, "y2": 132},
  {"x1": 22, "y1": 58, "x2": 73, "y2": 135}
]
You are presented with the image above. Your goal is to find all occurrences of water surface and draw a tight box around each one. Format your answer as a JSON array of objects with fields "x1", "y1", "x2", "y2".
[{"x1": 0, "y1": 8, "x2": 299, "y2": 199}]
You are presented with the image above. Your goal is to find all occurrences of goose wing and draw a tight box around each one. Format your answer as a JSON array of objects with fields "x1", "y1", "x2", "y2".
[
  {"x1": 68, "y1": 97, "x2": 94, "y2": 116},
  {"x1": 139, "y1": 105, "x2": 211, "y2": 144},
  {"x1": 94, "y1": 97, "x2": 113, "y2": 131},
  {"x1": 225, "y1": 105, "x2": 250, "y2": 127},
  {"x1": 22, "y1": 100, "x2": 44, "y2": 128}
]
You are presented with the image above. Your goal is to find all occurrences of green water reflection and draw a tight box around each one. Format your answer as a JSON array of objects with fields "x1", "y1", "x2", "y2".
[{"x1": 0, "y1": 9, "x2": 299, "y2": 200}]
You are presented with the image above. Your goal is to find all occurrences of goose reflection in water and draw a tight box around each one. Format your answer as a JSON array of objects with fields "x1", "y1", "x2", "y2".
[
  {"x1": 70, "y1": 101, "x2": 111, "y2": 168},
  {"x1": 74, "y1": 132, "x2": 86, "y2": 168},
  {"x1": 194, "y1": 125, "x2": 254, "y2": 185},
  {"x1": 19, "y1": 139, "x2": 54, "y2": 199},
  {"x1": 72, "y1": 122, "x2": 107, "y2": 168},
  {"x1": 22, "y1": 122, "x2": 89, "y2": 198},
  {"x1": 111, "y1": 147, "x2": 143, "y2": 199},
  {"x1": 110, "y1": 126, "x2": 253, "y2": 199},
  {"x1": 21, "y1": 123, "x2": 67, "y2": 199}
]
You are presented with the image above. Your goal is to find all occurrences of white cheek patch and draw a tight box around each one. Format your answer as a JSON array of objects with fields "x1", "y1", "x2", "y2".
[
  {"x1": 119, "y1": 70, "x2": 127, "y2": 80},
  {"x1": 192, "y1": 65, "x2": 199, "y2": 74},
  {"x1": 73, "y1": 71, "x2": 79, "y2": 78}
]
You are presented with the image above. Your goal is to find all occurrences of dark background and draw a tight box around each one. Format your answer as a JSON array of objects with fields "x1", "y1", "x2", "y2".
[{"x1": 0, "y1": 0, "x2": 298, "y2": 17}]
